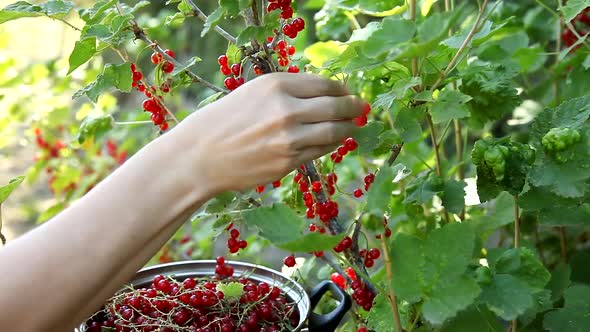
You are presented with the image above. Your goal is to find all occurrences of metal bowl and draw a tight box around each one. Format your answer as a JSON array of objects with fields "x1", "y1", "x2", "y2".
[{"x1": 77, "y1": 260, "x2": 351, "y2": 332}]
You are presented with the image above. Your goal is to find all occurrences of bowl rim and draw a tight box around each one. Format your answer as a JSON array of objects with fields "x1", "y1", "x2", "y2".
[{"x1": 76, "y1": 260, "x2": 311, "y2": 331}]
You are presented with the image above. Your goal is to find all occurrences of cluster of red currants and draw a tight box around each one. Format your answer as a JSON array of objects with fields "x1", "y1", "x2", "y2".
[
  {"x1": 85, "y1": 272, "x2": 299, "y2": 332},
  {"x1": 353, "y1": 173, "x2": 375, "y2": 198},
  {"x1": 330, "y1": 267, "x2": 374, "y2": 311},
  {"x1": 359, "y1": 247, "x2": 381, "y2": 268},
  {"x1": 150, "y1": 49, "x2": 176, "y2": 74},
  {"x1": 227, "y1": 227, "x2": 248, "y2": 254},
  {"x1": 562, "y1": 7, "x2": 590, "y2": 49},
  {"x1": 218, "y1": 55, "x2": 246, "y2": 91},
  {"x1": 266, "y1": 0, "x2": 296, "y2": 20},
  {"x1": 214, "y1": 256, "x2": 235, "y2": 278},
  {"x1": 375, "y1": 217, "x2": 393, "y2": 240}
]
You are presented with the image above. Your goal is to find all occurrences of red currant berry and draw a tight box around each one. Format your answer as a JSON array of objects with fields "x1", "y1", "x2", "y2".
[
  {"x1": 358, "y1": 327, "x2": 368, "y2": 332},
  {"x1": 287, "y1": 45, "x2": 296, "y2": 55},
  {"x1": 253, "y1": 65, "x2": 264, "y2": 75},
  {"x1": 238, "y1": 240, "x2": 248, "y2": 249},
  {"x1": 362, "y1": 102, "x2": 371, "y2": 116},
  {"x1": 230, "y1": 229, "x2": 240, "y2": 239},
  {"x1": 276, "y1": 40, "x2": 287, "y2": 50},
  {"x1": 159, "y1": 121, "x2": 169, "y2": 131},
  {"x1": 288, "y1": 65, "x2": 300, "y2": 73},
  {"x1": 151, "y1": 112, "x2": 165, "y2": 126},
  {"x1": 267, "y1": 2, "x2": 280, "y2": 12},
  {"x1": 132, "y1": 71, "x2": 143, "y2": 82},
  {"x1": 292, "y1": 17, "x2": 305, "y2": 31},
  {"x1": 221, "y1": 65, "x2": 232, "y2": 76},
  {"x1": 151, "y1": 52, "x2": 163, "y2": 64},
  {"x1": 130, "y1": 63, "x2": 137, "y2": 72},
  {"x1": 164, "y1": 49, "x2": 175, "y2": 58},
  {"x1": 236, "y1": 77, "x2": 245, "y2": 86},
  {"x1": 231, "y1": 63, "x2": 242, "y2": 76},
  {"x1": 218, "y1": 55, "x2": 228, "y2": 66},
  {"x1": 216, "y1": 256, "x2": 225, "y2": 265},
  {"x1": 282, "y1": 24, "x2": 295, "y2": 37},
  {"x1": 256, "y1": 185, "x2": 265, "y2": 193},
  {"x1": 341, "y1": 236, "x2": 353, "y2": 249},
  {"x1": 272, "y1": 180, "x2": 281, "y2": 188},
  {"x1": 331, "y1": 272, "x2": 346, "y2": 289},
  {"x1": 345, "y1": 267, "x2": 358, "y2": 281},
  {"x1": 162, "y1": 61, "x2": 175, "y2": 73},
  {"x1": 311, "y1": 181, "x2": 322, "y2": 193},
  {"x1": 369, "y1": 248, "x2": 381, "y2": 259},
  {"x1": 283, "y1": 255, "x2": 296, "y2": 267},
  {"x1": 281, "y1": 7, "x2": 293, "y2": 19},
  {"x1": 384, "y1": 227, "x2": 392, "y2": 238},
  {"x1": 344, "y1": 137, "x2": 358, "y2": 151},
  {"x1": 278, "y1": 57, "x2": 289, "y2": 67},
  {"x1": 364, "y1": 173, "x2": 375, "y2": 184},
  {"x1": 355, "y1": 115, "x2": 368, "y2": 127},
  {"x1": 353, "y1": 189, "x2": 363, "y2": 198},
  {"x1": 337, "y1": 145, "x2": 348, "y2": 156},
  {"x1": 224, "y1": 77, "x2": 239, "y2": 90},
  {"x1": 364, "y1": 258, "x2": 374, "y2": 268}
]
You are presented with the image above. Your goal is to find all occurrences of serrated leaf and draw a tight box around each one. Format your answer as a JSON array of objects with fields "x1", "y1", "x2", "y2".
[
  {"x1": 494, "y1": 248, "x2": 551, "y2": 289},
  {"x1": 68, "y1": 37, "x2": 97, "y2": 74},
  {"x1": 352, "y1": 121, "x2": 384, "y2": 154},
  {"x1": 0, "y1": 176, "x2": 24, "y2": 204},
  {"x1": 0, "y1": 0, "x2": 74, "y2": 24},
  {"x1": 78, "y1": 0, "x2": 117, "y2": 24},
  {"x1": 440, "y1": 306, "x2": 504, "y2": 332},
  {"x1": 560, "y1": 0, "x2": 590, "y2": 22},
  {"x1": 440, "y1": 179, "x2": 466, "y2": 214},
  {"x1": 241, "y1": 203, "x2": 343, "y2": 252},
  {"x1": 205, "y1": 192, "x2": 237, "y2": 213},
  {"x1": 364, "y1": 164, "x2": 400, "y2": 216},
  {"x1": 219, "y1": 0, "x2": 249, "y2": 17},
  {"x1": 430, "y1": 89, "x2": 472, "y2": 124},
  {"x1": 479, "y1": 274, "x2": 534, "y2": 320},
  {"x1": 226, "y1": 43, "x2": 241, "y2": 65},
  {"x1": 76, "y1": 115, "x2": 114, "y2": 144},
  {"x1": 520, "y1": 289, "x2": 553, "y2": 327},
  {"x1": 354, "y1": 16, "x2": 416, "y2": 58},
  {"x1": 73, "y1": 63, "x2": 133, "y2": 102},
  {"x1": 202, "y1": 7, "x2": 225, "y2": 37},
  {"x1": 391, "y1": 223, "x2": 479, "y2": 325},
  {"x1": 366, "y1": 293, "x2": 396, "y2": 332},
  {"x1": 543, "y1": 285, "x2": 590, "y2": 332},
  {"x1": 373, "y1": 77, "x2": 421, "y2": 111},
  {"x1": 404, "y1": 172, "x2": 444, "y2": 205},
  {"x1": 393, "y1": 104, "x2": 423, "y2": 142},
  {"x1": 216, "y1": 282, "x2": 244, "y2": 299}
]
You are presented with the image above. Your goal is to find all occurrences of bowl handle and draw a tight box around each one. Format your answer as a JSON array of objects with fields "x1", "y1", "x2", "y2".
[{"x1": 307, "y1": 280, "x2": 352, "y2": 332}]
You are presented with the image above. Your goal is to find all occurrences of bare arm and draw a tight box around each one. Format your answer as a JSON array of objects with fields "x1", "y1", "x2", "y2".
[{"x1": 0, "y1": 73, "x2": 365, "y2": 331}]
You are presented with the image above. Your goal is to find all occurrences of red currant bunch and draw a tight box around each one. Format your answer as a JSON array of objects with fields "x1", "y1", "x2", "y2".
[{"x1": 226, "y1": 226, "x2": 248, "y2": 254}]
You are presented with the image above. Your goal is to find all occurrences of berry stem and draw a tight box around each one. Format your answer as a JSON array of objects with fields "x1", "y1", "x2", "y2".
[
  {"x1": 184, "y1": 0, "x2": 237, "y2": 44},
  {"x1": 114, "y1": 121, "x2": 154, "y2": 126},
  {"x1": 380, "y1": 235, "x2": 403, "y2": 332}
]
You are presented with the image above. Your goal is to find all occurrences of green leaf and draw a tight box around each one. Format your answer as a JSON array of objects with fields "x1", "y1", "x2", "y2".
[
  {"x1": 391, "y1": 223, "x2": 479, "y2": 325},
  {"x1": 560, "y1": 0, "x2": 590, "y2": 22},
  {"x1": 430, "y1": 89, "x2": 472, "y2": 124},
  {"x1": 494, "y1": 248, "x2": 551, "y2": 289},
  {"x1": 68, "y1": 37, "x2": 97, "y2": 74},
  {"x1": 79, "y1": 0, "x2": 117, "y2": 24},
  {"x1": 0, "y1": 0, "x2": 73, "y2": 24},
  {"x1": 547, "y1": 263, "x2": 571, "y2": 302},
  {"x1": 364, "y1": 164, "x2": 399, "y2": 216},
  {"x1": 440, "y1": 306, "x2": 504, "y2": 332},
  {"x1": 73, "y1": 63, "x2": 133, "y2": 102},
  {"x1": 76, "y1": 114, "x2": 114, "y2": 144},
  {"x1": 236, "y1": 26, "x2": 265, "y2": 46},
  {"x1": 393, "y1": 104, "x2": 423, "y2": 142},
  {"x1": 197, "y1": 92, "x2": 224, "y2": 110},
  {"x1": 366, "y1": 293, "x2": 397, "y2": 332},
  {"x1": 473, "y1": 191, "x2": 514, "y2": 234},
  {"x1": 37, "y1": 202, "x2": 66, "y2": 223},
  {"x1": 216, "y1": 282, "x2": 244, "y2": 299},
  {"x1": 404, "y1": 172, "x2": 444, "y2": 205},
  {"x1": 201, "y1": 7, "x2": 225, "y2": 37},
  {"x1": 479, "y1": 274, "x2": 534, "y2": 320},
  {"x1": 304, "y1": 41, "x2": 348, "y2": 68},
  {"x1": 440, "y1": 179, "x2": 466, "y2": 214},
  {"x1": 354, "y1": 17, "x2": 416, "y2": 58},
  {"x1": 205, "y1": 192, "x2": 237, "y2": 213},
  {"x1": 171, "y1": 56, "x2": 202, "y2": 76},
  {"x1": 543, "y1": 285, "x2": 590, "y2": 332},
  {"x1": 241, "y1": 203, "x2": 344, "y2": 252},
  {"x1": 373, "y1": 77, "x2": 421, "y2": 111},
  {"x1": 519, "y1": 186, "x2": 590, "y2": 226},
  {"x1": 219, "y1": 0, "x2": 250, "y2": 17},
  {"x1": 226, "y1": 43, "x2": 242, "y2": 65},
  {"x1": 0, "y1": 176, "x2": 24, "y2": 204},
  {"x1": 353, "y1": 121, "x2": 384, "y2": 154}
]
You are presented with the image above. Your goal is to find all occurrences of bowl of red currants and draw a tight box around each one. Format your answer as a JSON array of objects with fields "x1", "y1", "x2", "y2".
[{"x1": 77, "y1": 259, "x2": 351, "y2": 332}]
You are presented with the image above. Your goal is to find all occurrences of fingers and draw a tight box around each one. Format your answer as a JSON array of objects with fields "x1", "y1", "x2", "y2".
[
  {"x1": 266, "y1": 72, "x2": 350, "y2": 98},
  {"x1": 293, "y1": 121, "x2": 356, "y2": 148},
  {"x1": 295, "y1": 144, "x2": 339, "y2": 167},
  {"x1": 296, "y1": 95, "x2": 365, "y2": 124}
]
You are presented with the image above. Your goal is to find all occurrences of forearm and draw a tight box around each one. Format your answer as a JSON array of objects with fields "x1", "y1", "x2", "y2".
[{"x1": 0, "y1": 130, "x2": 214, "y2": 331}]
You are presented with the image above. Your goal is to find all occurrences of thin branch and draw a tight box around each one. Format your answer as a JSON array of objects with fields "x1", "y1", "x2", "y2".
[
  {"x1": 184, "y1": 0, "x2": 237, "y2": 44},
  {"x1": 381, "y1": 236, "x2": 403, "y2": 332},
  {"x1": 430, "y1": 0, "x2": 490, "y2": 92},
  {"x1": 426, "y1": 113, "x2": 450, "y2": 223},
  {"x1": 511, "y1": 194, "x2": 520, "y2": 332},
  {"x1": 409, "y1": 0, "x2": 419, "y2": 78},
  {"x1": 387, "y1": 143, "x2": 405, "y2": 166},
  {"x1": 131, "y1": 24, "x2": 227, "y2": 95}
]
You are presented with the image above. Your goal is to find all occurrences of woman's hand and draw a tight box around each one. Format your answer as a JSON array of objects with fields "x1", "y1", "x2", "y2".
[{"x1": 173, "y1": 72, "x2": 365, "y2": 194}]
